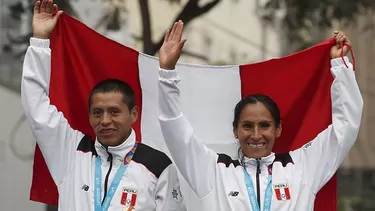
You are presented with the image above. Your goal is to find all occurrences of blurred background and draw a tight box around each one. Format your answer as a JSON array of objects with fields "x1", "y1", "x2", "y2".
[{"x1": 0, "y1": 0, "x2": 374, "y2": 210}]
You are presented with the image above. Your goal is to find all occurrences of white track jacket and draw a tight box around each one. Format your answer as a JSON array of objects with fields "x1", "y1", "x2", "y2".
[
  {"x1": 21, "y1": 38, "x2": 186, "y2": 211},
  {"x1": 158, "y1": 56, "x2": 363, "y2": 210}
]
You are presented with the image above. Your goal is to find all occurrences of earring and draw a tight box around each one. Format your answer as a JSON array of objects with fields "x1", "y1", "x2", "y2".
[{"x1": 235, "y1": 135, "x2": 238, "y2": 139}]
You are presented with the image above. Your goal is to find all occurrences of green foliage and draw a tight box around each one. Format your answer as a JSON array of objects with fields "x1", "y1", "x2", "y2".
[
  {"x1": 338, "y1": 194, "x2": 375, "y2": 211},
  {"x1": 263, "y1": 0, "x2": 375, "y2": 30},
  {"x1": 260, "y1": 0, "x2": 375, "y2": 54}
]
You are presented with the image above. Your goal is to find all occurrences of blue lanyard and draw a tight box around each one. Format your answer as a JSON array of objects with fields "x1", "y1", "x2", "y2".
[
  {"x1": 243, "y1": 168, "x2": 272, "y2": 211},
  {"x1": 94, "y1": 143, "x2": 137, "y2": 211}
]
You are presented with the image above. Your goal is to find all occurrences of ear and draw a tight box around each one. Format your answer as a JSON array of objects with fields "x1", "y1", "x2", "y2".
[
  {"x1": 130, "y1": 106, "x2": 139, "y2": 123},
  {"x1": 233, "y1": 127, "x2": 238, "y2": 139},
  {"x1": 276, "y1": 121, "x2": 282, "y2": 138}
]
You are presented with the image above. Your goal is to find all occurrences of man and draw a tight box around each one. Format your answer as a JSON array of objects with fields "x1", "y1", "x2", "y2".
[{"x1": 21, "y1": 1, "x2": 185, "y2": 210}]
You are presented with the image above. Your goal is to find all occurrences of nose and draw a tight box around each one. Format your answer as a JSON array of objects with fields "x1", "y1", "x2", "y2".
[
  {"x1": 251, "y1": 126, "x2": 261, "y2": 141},
  {"x1": 100, "y1": 113, "x2": 111, "y2": 126}
]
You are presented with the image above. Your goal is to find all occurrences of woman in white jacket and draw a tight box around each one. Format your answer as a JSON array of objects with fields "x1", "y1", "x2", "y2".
[{"x1": 157, "y1": 21, "x2": 363, "y2": 211}]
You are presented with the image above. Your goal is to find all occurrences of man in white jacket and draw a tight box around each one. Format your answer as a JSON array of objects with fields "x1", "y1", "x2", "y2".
[
  {"x1": 157, "y1": 21, "x2": 363, "y2": 210},
  {"x1": 21, "y1": 1, "x2": 185, "y2": 210}
]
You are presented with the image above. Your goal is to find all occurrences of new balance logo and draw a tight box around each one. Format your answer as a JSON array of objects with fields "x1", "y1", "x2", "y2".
[
  {"x1": 228, "y1": 191, "x2": 239, "y2": 196},
  {"x1": 81, "y1": 184, "x2": 89, "y2": 191}
]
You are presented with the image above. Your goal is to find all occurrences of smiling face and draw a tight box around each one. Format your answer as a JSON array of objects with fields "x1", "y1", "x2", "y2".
[
  {"x1": 233, "y1": 95, "x2": 282, "y2": 159},
  {"x1": 89, "y1": 92, "x2": 138, "y2": 146}
]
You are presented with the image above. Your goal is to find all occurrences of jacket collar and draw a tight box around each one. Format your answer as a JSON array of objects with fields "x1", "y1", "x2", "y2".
[
  {"x1": 94, "y1": 128, "x2": 136, "y2": 164},
  {"x1": 238, "y1": 151, "x2": 275, "y2": 168}
]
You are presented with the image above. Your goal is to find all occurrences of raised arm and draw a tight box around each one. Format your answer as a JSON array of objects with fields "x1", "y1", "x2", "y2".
[
  {"x1": 157, "y1": 21, "x2": 218, "y2": 199},
  {"x1": 21, "y1": 0, "x2": 83, "y2": 185},
  {"x1": 290, "y1": 31, "x2": 363, "y2": 194}
]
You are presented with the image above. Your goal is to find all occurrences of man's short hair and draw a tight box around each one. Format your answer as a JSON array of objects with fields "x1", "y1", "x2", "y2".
[{"x1": 88, "y1": 78, "x2": 136, "y2": 111}]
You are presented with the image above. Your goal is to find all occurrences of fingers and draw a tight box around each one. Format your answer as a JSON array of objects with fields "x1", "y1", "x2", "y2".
[
  {"x1": 342, "y1": 44, "x2": 349, "y2": 55},
  {"x1": 334, "y1": 30, "x2": 350, "y2": 48},
  {"x1": 46, "y1": 0, "x2": 54, "y2": 13},
  {"x1": 52, "y1": 4, "x2": 58, "y2": 15},
  {"x1": 34, "y1": 1, "x2": 41, "y2": 13},
  {"x1": 332, "y1": 30, "x2": 352, "y2": 57},
  {"x1": 337, "y1": 32, "x2": 345, "y2": 42},
  {"x1": 166, "y1": 20, "x2": 184, "y2": 43},
  {"x1": 163, "y1": 29, "x2": 170, "y2": 44},
  {"x1": 169, "y1": 22, "x2": 178, "y2": 41},
  {"x1": 40, "y1": 0, "x2": 48, "y2": 13},
  {"x1": 38, "y1": 0, "x2": 56, "y2": 14},
  {"x1": 54, "y1": 10, "x2": 64, "y2": 20},
  {"x1": 335, "y1": 31, "x2": 343, "y2": 47},
  {"x1": 172, "y1": 20, "x2": 184, "y2": 42}
]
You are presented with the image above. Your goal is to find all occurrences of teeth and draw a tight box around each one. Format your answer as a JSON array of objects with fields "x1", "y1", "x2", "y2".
[{"x1": 248, "y1": 143, "x2": 266, "y2": 148}]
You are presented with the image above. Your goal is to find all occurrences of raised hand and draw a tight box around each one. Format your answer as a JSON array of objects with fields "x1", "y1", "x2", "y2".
[
  {"x1": 330, "y1": 30, "x2": 351, "y2": 59},
  {"x1": 159, "y1": 20, "x2": 187, "y2": 70},
  {"x1": 33, "y1": 0, "x2": 63, "y2": 39}
]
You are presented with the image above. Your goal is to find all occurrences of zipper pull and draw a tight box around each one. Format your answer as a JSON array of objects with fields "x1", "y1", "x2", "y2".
[
  {"x1": 107, "y1": 153, "x2": 113, "y2": 162},
  {"x1": 256, "y1": 158, "x2": 261, "y2": 174}
]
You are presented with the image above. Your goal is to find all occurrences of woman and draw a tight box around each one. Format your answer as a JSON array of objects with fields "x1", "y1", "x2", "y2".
[{"x1": 157, "y1": 21, "x2": 363, "y2": 210}]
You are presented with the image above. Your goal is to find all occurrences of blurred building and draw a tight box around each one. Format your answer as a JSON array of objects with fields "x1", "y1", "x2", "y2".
[
  {"x1": 73, "y1": 0, "x2": 282, "y2": 64},
  {"x1": 339, "y1": 12, "x2": 375, "y2": 170}
]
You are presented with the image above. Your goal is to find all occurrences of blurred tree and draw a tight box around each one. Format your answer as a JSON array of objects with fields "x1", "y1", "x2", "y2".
[
  {"x1": 139, "y1": 0, "x2": 222, "y2": 55},
  {"x1": 93, "y1": 0, "x2": 128, "y2": 33},
  {"x1": 258, "y1": 0, "x2": 375, "y2": 55}
]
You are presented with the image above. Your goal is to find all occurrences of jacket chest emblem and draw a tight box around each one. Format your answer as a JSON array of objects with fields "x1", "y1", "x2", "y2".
[
  {"x1": 120, "y1": 187, "x2": 138, "y2": 209},
  {"x1": 273, "y1": 183, "x2": 291, "y2": 201}
]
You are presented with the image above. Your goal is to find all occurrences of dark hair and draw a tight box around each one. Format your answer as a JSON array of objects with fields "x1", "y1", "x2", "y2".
[
  {"x1": 232, "y1": 94, "x2": 281, "y2": 128},
  {"x1": 88, "y1": 78, "x2": 136, "y2": 110}
]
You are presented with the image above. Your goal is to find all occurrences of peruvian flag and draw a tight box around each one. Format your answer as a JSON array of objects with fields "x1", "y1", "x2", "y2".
[{"x1": 30, "y1": 13, "x2": 338, "y2": 211}]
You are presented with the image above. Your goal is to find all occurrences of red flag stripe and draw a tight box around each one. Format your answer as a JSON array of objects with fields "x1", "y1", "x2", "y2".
[
  {"x1": 131, "y1": 194, "x2": 137, "y2": 207},
  {"x1": 121, "y1": 192, "x2": 128, "y2": 205},
  {"x1": 275, "y1": 188, "x2": 282, "y2": 201},
  {"x1": 284, "y1": 187, "x2": 291, "y2": 200}
]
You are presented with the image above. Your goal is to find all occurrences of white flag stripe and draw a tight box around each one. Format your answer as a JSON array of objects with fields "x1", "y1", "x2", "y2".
[{"x1": 138, "y1": 53, "x2": 241, "y2": 157}]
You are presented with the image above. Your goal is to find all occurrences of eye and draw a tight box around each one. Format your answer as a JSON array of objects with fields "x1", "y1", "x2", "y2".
[
  {"x1": 243, "y1": 123, "x2": 253, "y2": 129},
  {"x1": 92, "y1": 109, "x2": 102, "y2": 116},
  {"x1": 111, "y1": 109, "x2": 120, "y2": 115},
  {"x1": 259, "y1": 122, "x2": 271, "y2": 128}
]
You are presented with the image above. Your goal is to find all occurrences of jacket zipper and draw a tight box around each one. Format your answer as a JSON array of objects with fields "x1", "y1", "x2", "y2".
[
  {"x1": 102, "y1": 152, "x2": 113, "y2": 204},
  {"x1": 256, "y1": 158, "x2": 261, "y2": 209}
]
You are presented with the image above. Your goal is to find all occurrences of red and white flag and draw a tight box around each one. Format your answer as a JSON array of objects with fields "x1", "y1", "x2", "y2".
[{"x1": 30, "y1": 13, "x2": 338, "y2": 211}]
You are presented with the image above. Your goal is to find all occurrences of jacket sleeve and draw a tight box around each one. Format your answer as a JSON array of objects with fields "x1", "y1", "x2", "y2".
[
  {"x1": 21, "y1": 38, "x2": 85, "y2": 185},
  {"x1": 158, "y1": 68, "x2": 218, "y2": 199},
  {"x1": 290, "y1": 56, "x2": 363, "y2": 194},
  {"x1": 154, "y1": 164, "x2": 187, "y2": 211}
]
